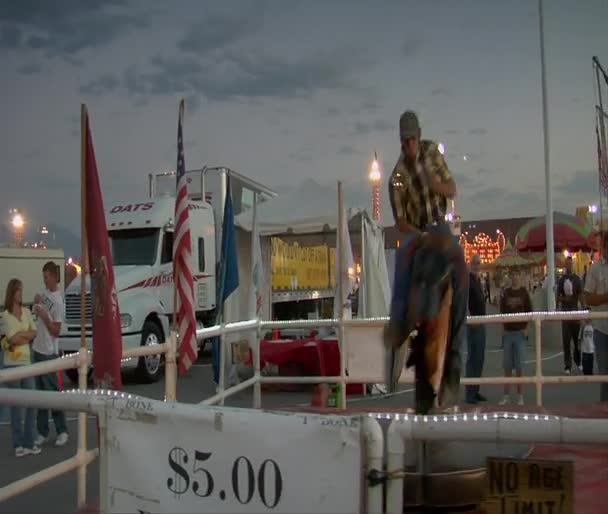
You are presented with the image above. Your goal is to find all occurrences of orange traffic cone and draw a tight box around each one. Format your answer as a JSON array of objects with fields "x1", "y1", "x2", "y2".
[{"x1": 311, "y1": 384, "x2": 329, "y2": 408}]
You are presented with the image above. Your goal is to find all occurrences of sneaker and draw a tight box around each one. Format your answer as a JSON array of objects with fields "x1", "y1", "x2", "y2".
[
  {"x1": 15, "y1": 447, "x2": 26, "y2": 458},
  {"x1": 499, "y1": 395, "x2": 510, "y2": 405},
  {"x1": 24, "y1": 446, "x2": 42, "y2": 456},
  {"x1": 475, "y1": 393, "x2": 488, "y2": 402},
  {"x1": 564, "y1": 368, "x2": 571, "y2": 375},
  {"x1": 55, "y1": 432, "x2": 69, "y2": 447},
  {"x1": 517, "y1": 395, "x2": 525, "y2": 406},
  {"x1": 34, "y1": 434, "x2": 49, "y2": 446}
]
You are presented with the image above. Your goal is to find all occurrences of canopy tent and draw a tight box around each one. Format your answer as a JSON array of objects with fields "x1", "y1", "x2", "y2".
[
  {"x1": 491, "y1": 241, "x2": 533, "y2": 268},
  {"x1": 515, "y1": 211, "x2": 597, "y2": 252}
]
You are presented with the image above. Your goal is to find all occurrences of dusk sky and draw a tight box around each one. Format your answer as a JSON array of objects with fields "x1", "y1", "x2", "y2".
[{"x1": 1, "y1": 0, "x2": 607, "y2": 237}]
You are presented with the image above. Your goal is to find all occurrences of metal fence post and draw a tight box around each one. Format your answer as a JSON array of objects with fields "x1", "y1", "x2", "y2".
[
  {"x1": 253, "y1": 322, "x2": 262, "y2": 409},
  {"x1": 165, "y1": 331, "x2": 177, "y2": 402},
  {"x1": 534, "y1": 317, "x2": 543, "y2": 406},
  {"x1": 76, "y1": 346, "x2": 88, "y2": 508},
  {"x1": 219, "y1": 325, "x2": 226, "y2": 406}
]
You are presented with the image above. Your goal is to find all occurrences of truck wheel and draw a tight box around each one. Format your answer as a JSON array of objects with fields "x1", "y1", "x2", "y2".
[{"x1": 136, "y1": 321, "x2": 165, "y2": 383}]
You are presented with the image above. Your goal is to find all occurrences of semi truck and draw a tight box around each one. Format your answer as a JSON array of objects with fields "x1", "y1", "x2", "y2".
[{"x1": 58, "y1": 167, "x2": 276, "y2": 383}]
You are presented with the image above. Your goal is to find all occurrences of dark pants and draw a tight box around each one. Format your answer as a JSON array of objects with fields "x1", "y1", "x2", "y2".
[
  {"x1": 33, "y1": 351, "x2": 68, "y2": 437},
  {"x1": 594, "y1": 330, "x2": 608, "y2": 401},
  {"x1": 465, "y1": 325, "x2": 486, "y2": 402},
  {"x1": 582, "y1": 352, "x2": 594, "y2": 375},
  {"x1": 561, "y1": 320, "x2": 581, "y2": 370},
  {"x1": 389, "y1": 223, "x2": 469, "y2": 390}
]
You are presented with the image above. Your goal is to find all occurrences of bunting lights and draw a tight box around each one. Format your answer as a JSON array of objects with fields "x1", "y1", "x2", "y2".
[{"x1": 460, "y1": 230, "x2": 507, "y2": 264}]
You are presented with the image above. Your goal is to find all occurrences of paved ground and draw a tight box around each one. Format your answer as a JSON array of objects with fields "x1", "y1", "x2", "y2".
[{"x1": 0, "y1": 313, "x2": 604, "y2": 513}]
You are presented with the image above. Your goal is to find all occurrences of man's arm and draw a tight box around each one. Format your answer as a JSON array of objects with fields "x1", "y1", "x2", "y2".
[
  {"x1": 35, "y1": 305, "x2": 61, "y2": 337},
  {"x1": 429, "y1": 146, "x2": 456, "y2": 199}
]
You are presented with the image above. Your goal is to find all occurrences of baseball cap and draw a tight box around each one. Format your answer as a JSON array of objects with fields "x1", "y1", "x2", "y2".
[{"x1": 399, "y1": 110, "x2": 420, "y2": 141}]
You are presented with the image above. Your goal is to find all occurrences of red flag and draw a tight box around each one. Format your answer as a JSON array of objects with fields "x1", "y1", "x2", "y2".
[{"x1": 82, "y1": 105, "x2": 123, "y2": 390}]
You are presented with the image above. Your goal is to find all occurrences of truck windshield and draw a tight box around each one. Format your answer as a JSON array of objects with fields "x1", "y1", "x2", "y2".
[{"x1": 109, "y1": 228, "x2": 159, "y2": 266}]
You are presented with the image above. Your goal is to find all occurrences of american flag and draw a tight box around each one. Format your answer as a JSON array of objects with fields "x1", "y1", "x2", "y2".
[{"x1": 173, "y1": 100, "x2": 197, "y2": 375}]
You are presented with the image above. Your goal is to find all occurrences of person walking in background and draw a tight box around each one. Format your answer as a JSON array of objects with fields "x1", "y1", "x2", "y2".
[
  {"x1": 584, "y1": 232, "x2": 608, "y2": 401},
  {"x1": 465, "y1": 254, "x2": 487, "y2": 404},
  {"x1": 32, "y1": 261, "x2": 69, "y2": 448},
  {"x1": 557, "y1": 256, "x2": 582, "y2": 374},
  {"x1": 579, "y1": 320, "x2": 595, "y2": 375},
  {"x1": 1, "y1": 279, "x2": 41, "y2": 457},
  {"x1": 499, "y1": 271, "x2": 532, "y2": 405}
]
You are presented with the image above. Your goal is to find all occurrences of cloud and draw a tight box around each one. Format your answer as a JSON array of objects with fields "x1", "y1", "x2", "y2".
[
  {"x1": 430, "y1": 87, "x2": 450, "y2": 97},
  {"x1": 288, "y1": 146, "x2": 314, "y2": 162},
  {"x1": 461, "y1": 186, "x2": 543, "y2": 220},
  {"x1": 555, "y1": 170, "x2": 598, "y2": 197},
  {"x1": 177, "y1": 6, "x2": 263, "y2": 57},
  {"x1": 80, "y1": 73, "x2": 121, "y2": 96},
  {"x1": 352, "y1": 119, "x2": 393, "y2": 135},
  {"x1": 82, "y1": 47, "x2": 369, "y2": 103},
  {"x1": 401, "y1": 36, "x2": 421, "y2": 58},
  {"x1": 337, "y1": 145, "x2": 363, "y2": 156},
  {"x1": 468, "y1": 128, "x2": 487, "y2": 136},
  {"x1": 16, "y1": 62, "x2": 42, "y2": 75},
  {"x1": 0, "y1": 1, "x2": 148, "y2": 61}
]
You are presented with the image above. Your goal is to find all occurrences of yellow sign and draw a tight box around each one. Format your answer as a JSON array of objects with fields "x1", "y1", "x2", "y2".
[
  {"x1": 271, "y1": 238, "x2": 330, "y2": 290},
  {"x1": 483, "y1": 457, "x2": 573, "y2": 514}
]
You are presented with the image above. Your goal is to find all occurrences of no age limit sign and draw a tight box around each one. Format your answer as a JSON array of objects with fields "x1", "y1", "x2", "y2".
[
  {"x1": 101, "y1": 400, "x2": 362, "y2": 514},
  {"x1": 482, "y1": 457, "x2": 573, "y2": 514}
]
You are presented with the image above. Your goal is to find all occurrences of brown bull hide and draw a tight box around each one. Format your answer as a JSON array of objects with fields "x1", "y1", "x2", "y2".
[{"x1": 423, "y1": 282, "x2": 452, "y2": 402}]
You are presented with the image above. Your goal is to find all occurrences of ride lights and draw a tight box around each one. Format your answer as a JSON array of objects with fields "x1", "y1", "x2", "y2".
[{"x1": 365, "y1": 412, "x2": 557, "y2": 422}]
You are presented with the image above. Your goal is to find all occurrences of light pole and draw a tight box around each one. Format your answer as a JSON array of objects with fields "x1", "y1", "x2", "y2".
[
  {"x1": 11, "y1": 211, "x2": 25, "y2": 247},
  {"x1": 539, "y1": 0, "x2": 556, "y2": 310},
  {"x1": 369, "y1": 151, "x2": 381, "y2": 222}
]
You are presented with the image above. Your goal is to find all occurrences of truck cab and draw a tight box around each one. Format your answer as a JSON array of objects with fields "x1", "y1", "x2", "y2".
[{"x1": 59, "y1": 167, "x2": 275, "y2": 383}]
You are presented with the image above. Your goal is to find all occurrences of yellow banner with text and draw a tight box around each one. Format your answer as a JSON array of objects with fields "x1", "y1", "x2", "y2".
[{"x1": 271, "y1": 238, "x2": 333, "y2": 290}]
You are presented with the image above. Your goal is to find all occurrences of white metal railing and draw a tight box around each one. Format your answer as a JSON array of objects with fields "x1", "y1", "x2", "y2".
[{"x1": 0, "y1": 310, "x2": 607, "y2": 510}]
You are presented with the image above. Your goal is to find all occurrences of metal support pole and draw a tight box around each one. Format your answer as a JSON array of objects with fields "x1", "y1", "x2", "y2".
[
  {"x1": 534, "y1": 318, "x2": 543, "y2": 406},
  {"x1": 539, "y1": 0, "x2": 555, "y2": 311},
  {"x1": 164, "y1": 332, "x2": 177, "y2": 402},
  {"x1": 253, "y1": 324, "x2": 262, "y2": 409},
  {"x1": 76, "y1": 346, "x2": 88, "y2": 508},
  {"x1": 219, "y1": 325, "x2": 226, "y2": 406},
  {"x1": 337, "y1": 181, "x2": 347, "y2": 409}
]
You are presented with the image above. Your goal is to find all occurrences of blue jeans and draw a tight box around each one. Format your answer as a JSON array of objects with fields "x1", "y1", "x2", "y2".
[
  {"x1": 465, "y1": 325, "x2": 486, "y2": 402},
  {"x1": 503, "y1": 330, "x2": 526, "y2": 372},
  {"x1": 594, "y1": 330, "x2": 608, "y2": 402},
  {"x1": 33, "y1": 351, "x2": 68, "y2": 437},
  {"x1": 389, "y1": 223, "x2": 469, "y2": 383},
  {"x1": 5, "y1": 366, "x2": 37, "y2": 449}
]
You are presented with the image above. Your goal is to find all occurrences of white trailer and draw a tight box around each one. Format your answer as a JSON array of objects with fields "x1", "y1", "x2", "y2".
[
  {"x1": 58, "y1": 167, "x2": 276, "y2": 383},
  {"x1": 0, "y1": 247, "x2": 65, "y2": 309}
]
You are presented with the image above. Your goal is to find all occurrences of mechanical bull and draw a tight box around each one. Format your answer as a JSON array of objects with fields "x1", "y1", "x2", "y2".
[{"x1": 384, "y1": 230, "x2": 462, "y2": 414}]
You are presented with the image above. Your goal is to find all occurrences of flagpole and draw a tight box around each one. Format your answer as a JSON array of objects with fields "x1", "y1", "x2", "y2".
[
  {"x1": 538, "y1": 0, "x2": 556, "y2": 311},
  {"x1": 166, "y1": 100, "x2": 185, "y2": 402},
  {"x1": 77, "y1": 103, "x2": 89, "y2": 509}
]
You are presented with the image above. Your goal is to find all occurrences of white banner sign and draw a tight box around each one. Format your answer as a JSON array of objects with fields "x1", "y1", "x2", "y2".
[{"x1": 103, "y1": 399, "x2": 362, "y2": 514}]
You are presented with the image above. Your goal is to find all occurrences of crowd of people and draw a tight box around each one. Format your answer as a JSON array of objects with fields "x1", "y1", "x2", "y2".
[{"x1": 1, "y1": 262, "x2": 68, "y2": 457}]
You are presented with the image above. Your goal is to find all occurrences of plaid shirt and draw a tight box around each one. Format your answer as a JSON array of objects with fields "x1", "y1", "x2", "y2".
[{"x1": 388, "y1": 140, "x2": 452, "y2": 230}]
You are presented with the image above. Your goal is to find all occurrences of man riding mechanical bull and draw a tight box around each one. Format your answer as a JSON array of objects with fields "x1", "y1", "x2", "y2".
[{"x1": 384, "y1": 110, "x2": 469, "y2": 414}]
